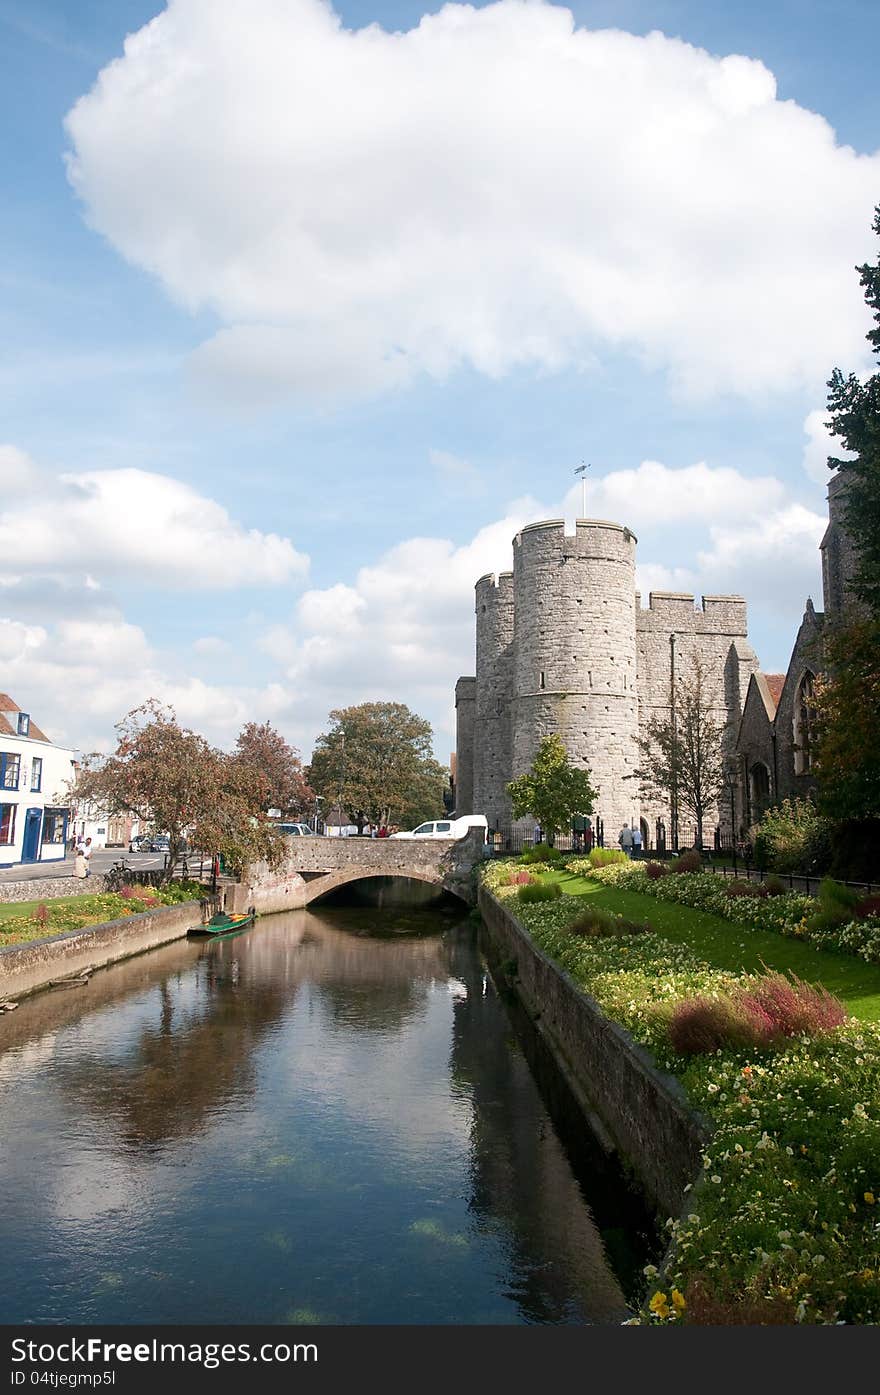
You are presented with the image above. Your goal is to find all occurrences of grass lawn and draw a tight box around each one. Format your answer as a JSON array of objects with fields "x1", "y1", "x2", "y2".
[
  {"x1": 540, "y1": 868, "x2": 880, "y2": 1023},
  {"x1": 0, "y1": 895, "x2": 100, "y2": 922}
]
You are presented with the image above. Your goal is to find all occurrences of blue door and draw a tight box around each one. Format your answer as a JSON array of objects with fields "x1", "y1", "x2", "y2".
[{"x1": 22, "y1": 808, "x2": 42, "y2": 862}]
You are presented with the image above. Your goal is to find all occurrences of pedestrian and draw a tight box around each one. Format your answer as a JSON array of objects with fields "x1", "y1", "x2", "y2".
[
  {"x1": 82, "y1": 836, "x2": 93, "y2": 877},
  {"x1": 533, "y1": 823, "x2": 542, "y2": 845},
  {"x1": 585, "y1": 823, "x2": 594, "y2": 853},
  {"x1": 632, "y1": 824, "x2": 643, "y2": 857},
  {"x1": 619, "y1": 825, "x2": 633, "y2": 856}
]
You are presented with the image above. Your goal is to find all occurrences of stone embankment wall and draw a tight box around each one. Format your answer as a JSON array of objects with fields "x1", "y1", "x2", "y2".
[
  {"x1": 479, "y1": 887, "x2": 706, "y2": 1217},
  {"x1": 0, "y1": 874, "x2": 109, "y2": 902},
  {"x1": 0, "y1": 901, "x2": 204, "y2": 1001}
]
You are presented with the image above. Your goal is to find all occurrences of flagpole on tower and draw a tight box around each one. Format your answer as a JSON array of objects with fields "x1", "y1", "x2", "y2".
[{"x1": 574, "y1": 462, "x2": 591, "y2": 518}]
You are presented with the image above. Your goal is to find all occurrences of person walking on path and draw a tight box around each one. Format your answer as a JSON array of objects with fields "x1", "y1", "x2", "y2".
[
  {"x1": 619, "y1": 825, "x2": 633, "y2": 857},
  {"x1": 631, "y1": 824, "x2": 643, "y2": 857},
  {"x1": 74, "y1": 847, "x2": 87, "y2": 879},
  {"x1": 82, "y1": 836, "x2": 93, "y2": 877}
]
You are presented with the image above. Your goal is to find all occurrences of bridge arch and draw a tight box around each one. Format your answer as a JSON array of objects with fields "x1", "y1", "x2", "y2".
[{"x1": 304, "y1": 867, "x2": 462, "y2": 906}]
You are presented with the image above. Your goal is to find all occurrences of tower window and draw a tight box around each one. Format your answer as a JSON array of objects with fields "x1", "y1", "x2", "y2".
[{"x1": 540, "y1": 671, "x2": 545, "y2": 689}]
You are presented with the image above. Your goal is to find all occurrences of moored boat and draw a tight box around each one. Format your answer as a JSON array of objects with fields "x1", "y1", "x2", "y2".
[{"x1": 188, "y1": 908, "x2": 257, "y2": 937}]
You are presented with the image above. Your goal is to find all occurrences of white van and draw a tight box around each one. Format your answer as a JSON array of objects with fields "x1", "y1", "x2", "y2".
[{"x1": 390, "y1": 815, "x2": 488, "y2": 841}]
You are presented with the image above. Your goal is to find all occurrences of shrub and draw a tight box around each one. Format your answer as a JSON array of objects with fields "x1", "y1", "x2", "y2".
[
  {"x1": 644, "y1": 861, "x2": 669, "y2": 880},
  {"x1": 671, "y1": 848, "x2": 703, "y2": 874},
  {"x1": 588, "y1": 847, "x2": 629, "y2": 867},
  {"x1": 856, "y1": 893, "x2": 880, "y2": 920},
  {"x1": 668, "y1": 994, "x2": 767, "y2": 1054},
  {"x1": 725, "y1": 878, "x2": 767, "y2": 900},
  {"x1": 806, "y1": 877, "x2": 862, "y2": 934},
  {"x1": 763, "y1": 875, "x2": 787, "y2": 897},
  {"x1": 735, "y1": 972, "x2": 846, "y2": 1039},
  {"x1": 506, "y1": 870, "x2": 534, "y2": 886},
  {"x1": 519, "y1": 843, "x2": 563, "y2": 865},
  {"x1": 34, "y1": 902, "x2": 49, "y2": 926},
  {"x1": 567, "y1": 905, "x2": 648, "y2": 937},
  {"x1": 750, "y1": 797, "x2": 832, "y2": 875},
  {"x1": 516, "y1": 880, "x2": 563, "y2": 903},
  {"x1": 669, "y1": 973, "x2": 847, "y2": 1055}
]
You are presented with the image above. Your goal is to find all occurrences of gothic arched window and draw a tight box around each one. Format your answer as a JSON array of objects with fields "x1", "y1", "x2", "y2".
[{"x1": 793, "y1": 671, "x2": 816, "y2": 775}]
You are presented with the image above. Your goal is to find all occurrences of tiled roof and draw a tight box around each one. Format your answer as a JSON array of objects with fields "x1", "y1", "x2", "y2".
[
  {"x1": 763, "y1": 674, "x2": 786, "y2": 711},
  {"x1": 0, "y1": 693, "x2": 51, "y2": 744}
]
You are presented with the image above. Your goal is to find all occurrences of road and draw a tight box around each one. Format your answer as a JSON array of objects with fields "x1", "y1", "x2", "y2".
[{"x1": 0, "y1": 848, "x2": 213, "y2": 884}]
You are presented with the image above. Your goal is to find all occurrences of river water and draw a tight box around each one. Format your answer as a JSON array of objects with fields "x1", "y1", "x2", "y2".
[{"x1": 0, "y1": 904, "x2": 656, "y2": 1325}]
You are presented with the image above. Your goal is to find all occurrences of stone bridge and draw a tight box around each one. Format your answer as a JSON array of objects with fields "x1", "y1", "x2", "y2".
[{"x1": 227, "y1": 828, "x2": 487, "y2": 916}]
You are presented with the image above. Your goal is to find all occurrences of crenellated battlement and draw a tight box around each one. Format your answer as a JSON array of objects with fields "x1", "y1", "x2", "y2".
[{"x1": 636, "y1": 592, "x2": 748, "y2": 635}]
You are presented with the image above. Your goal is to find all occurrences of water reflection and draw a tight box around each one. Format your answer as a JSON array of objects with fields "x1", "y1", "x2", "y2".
[{"x1": 0, "y1": 906, "x2": 652, "y2": 1324}]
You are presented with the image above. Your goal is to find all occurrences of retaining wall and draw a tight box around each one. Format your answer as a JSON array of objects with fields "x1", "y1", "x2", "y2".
[
  {"x1": 0, "y1": 874, "x2": 109, "y2": 902},
  {"x1": 0, "y1": 901, "x2": 203, "y2": 1001},
  {"x1": 479, "y1": 886, "x2": 707, "y2": 1217}
]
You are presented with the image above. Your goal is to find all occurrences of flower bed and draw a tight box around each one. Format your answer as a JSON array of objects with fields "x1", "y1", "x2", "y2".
[
  {"x1": 573, "y1": 861, "x2": 880, "y2": 965},
  {"x1": 0, "y1": 881, "x2": 206, "y2": 947},
  {"x1": 481, "y1": 866, "x2": 880, "y2": 1324}
]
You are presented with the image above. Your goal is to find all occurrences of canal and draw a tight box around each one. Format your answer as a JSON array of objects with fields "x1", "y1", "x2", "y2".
[{"x1": 0, "y1": 902, "x2": 658, "y2": 1324}]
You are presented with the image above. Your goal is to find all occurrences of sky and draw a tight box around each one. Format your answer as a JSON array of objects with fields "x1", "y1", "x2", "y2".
[{"x1": 1, "y1": 0, "x2": 878, "y2": 768}]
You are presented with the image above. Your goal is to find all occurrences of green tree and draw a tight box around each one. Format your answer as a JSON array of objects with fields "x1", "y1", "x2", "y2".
[
  {"x1": 825, "y1": 204, "x2": 880, "y2": 615},
  {"x1": 814, "y1": 206, "x2": 880, "y2": 824},
  {"x1": 812, "y1": 620, "x2": 880, "y2": 821},
  {"x1": 506, "y1": 734, "x2": 597, "y2": 846},
  {"x1": 75, "y1": 700, "x2": 284, "y2": 881},
  {"x1": 307, "y1": 702, "x2": 447, "y2": 833},
  {"x1": 632, "y1": 655, "x2": 726, "y2": 849},
  {"x1": 234, "y1": 720, "x2": 313, "y2": 815}
]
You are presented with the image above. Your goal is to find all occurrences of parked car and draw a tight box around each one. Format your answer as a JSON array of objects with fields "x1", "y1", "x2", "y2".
[
  {"x1": 277, "y1": 822, "x2": 314, "y2": 837},
  {"x1": 129, "y1": 834, "x2": 152, "y2": 852},
  {"x1": 148, "y1": 835, "x2": 171, "y2": 853},
  {"x1": 390, "y1": 815, "x2": 488, "y2": 841}
]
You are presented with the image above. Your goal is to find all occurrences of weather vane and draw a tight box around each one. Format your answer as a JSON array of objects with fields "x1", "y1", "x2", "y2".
[{"x1": 574, "y1": 461, "x2": 591, "y2": 517}]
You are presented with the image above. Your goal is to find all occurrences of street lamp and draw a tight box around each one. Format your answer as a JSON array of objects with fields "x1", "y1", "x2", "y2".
[
  {"x1": 313, "y1": 794, "x2": 324, "y2": 834},
  {"x1": 724, "y1": 764, "x2": 738, "y2": 877}
]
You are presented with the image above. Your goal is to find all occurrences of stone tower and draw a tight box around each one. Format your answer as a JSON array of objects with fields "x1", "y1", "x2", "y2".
[
  {"x1": 511, "y1": 520, "x2": 639, "y2": 839},
  {"x1": 456, "y1": 517, "x2": 757, "y2": 847},
  {"x1": 473, "y1": 570, "x2": 515, "y2": 827}
]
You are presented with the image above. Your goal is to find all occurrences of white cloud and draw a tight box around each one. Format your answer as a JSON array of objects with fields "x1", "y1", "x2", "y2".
[
  {"x1": 696, "y1": 503, "x2": 826, "y2": 610},
  {"x1": 193, "y1": 635, "x2": 231, "y2": 656},
  {"x1": 801, "y1": 408, "x2": 857, "y2": 485},
  {"x1": 64, "y1": 0, "x2": 879, "y2": 407},
  {"x1": 563, "y1": 459, "x2": 786, "y2": 532},
  {"x1": 0, "y1": 452, "x2": 309, "y2": 589},
  {"x1": 0, "y1": 444, "x2": 44, "y2": 497},
  {"x1": 429, "y1": 448, "x2": 486, "y2": 496}
]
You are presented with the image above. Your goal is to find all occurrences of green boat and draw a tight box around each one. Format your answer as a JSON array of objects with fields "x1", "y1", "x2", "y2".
[{"x1": 188, "y1": 908, "x2": 257, "y2": 937}]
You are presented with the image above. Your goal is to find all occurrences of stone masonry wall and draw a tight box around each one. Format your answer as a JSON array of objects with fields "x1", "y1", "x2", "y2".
[
  {"x1": 635, "y1": 594, "x2": 758, "y2": 842},
  {"x1": 473, "y1": 571, "x2": 515, "y2": 828},
  {"x1": 512, "y1": 521, "x2": 639, "y2": 841},
  {"x1": 454, "y1": 676, "x2": 475, "y2": 815},
  {"x1": 456, "y1": 517, "x2": 757, "y2": 848},
  {"x1": 0, "y1": 874, "x2": 110, "y2": 902},
  {"x1": 479, "y1": 886, "x2": 706, "y2": 1216}
]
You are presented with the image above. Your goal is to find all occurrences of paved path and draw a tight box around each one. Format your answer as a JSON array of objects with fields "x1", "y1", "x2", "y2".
[{"x1": 0, "y1": 849, "x2": 213, "y2": 884}]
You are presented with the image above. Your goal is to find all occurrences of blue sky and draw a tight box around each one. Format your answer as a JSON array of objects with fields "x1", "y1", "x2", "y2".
[{"x1": 1, "y1": 0, "x2": 878, "y2": 764}]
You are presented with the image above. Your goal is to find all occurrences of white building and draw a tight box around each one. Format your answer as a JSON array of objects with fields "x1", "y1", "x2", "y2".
[{"x1": 0, "y1": 694, "x2": 77, "y2": 868}]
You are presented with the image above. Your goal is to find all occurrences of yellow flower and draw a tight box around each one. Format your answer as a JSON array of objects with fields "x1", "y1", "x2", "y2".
[
  {"x1": 864, "y1": 1192, "x2": 876, "y2": 1205},
  {"x1": 649, "y1": 1291, "x2": 671, "y2": 1319},
  {"x1": 671, "y1": 1289, "x2": 687, "y2": 1314}
]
